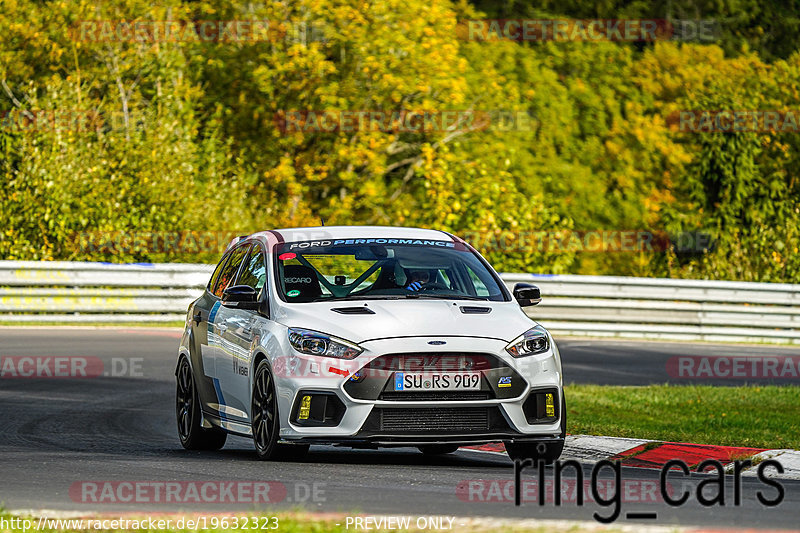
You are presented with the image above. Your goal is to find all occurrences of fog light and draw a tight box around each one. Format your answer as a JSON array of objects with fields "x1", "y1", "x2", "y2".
[
  {"x1": 298, "y1": 395, "x2": 311, "y2": 420},
  {"x1": 292, "y1": 391, "x2": 346, "y2": 427},
  {"x1": 522, "y1": 389, "x2": 559, "y2": 424},
  {"x1": 545, "y1": 393, "x2": 555, "y2": 417}
]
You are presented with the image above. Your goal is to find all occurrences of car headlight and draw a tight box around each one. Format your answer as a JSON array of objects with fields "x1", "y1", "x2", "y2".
[
  {"x1": 287, "y1": 328, "x2": 363, "y2": 359},
  {"x1": 505, "y1": 326, "x2": 550, "y2": 358}
]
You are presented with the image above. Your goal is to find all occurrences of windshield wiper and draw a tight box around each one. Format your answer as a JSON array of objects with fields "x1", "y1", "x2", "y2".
[
  {"x1": 404, "y1": 294, "x2": 489, "y2": 301},
  {"x1": 307, "y1": 294, "x2": 491, "y2": 303},
  {"x1": 308, "y1": 295, "x2": 405, "y2": 303}
]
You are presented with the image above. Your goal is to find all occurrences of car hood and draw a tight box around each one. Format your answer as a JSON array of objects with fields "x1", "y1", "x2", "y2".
[{"x1": 272, "y1": 299, "x2": 537, "y2": 344}]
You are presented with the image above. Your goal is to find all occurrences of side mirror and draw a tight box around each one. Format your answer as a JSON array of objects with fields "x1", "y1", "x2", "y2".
[
  {"x1": 222, "y1": 285, "x2": 260, "y2": 310},
  {"x1": 513, "y1": 283, "x2": 541, "y2": 307}
]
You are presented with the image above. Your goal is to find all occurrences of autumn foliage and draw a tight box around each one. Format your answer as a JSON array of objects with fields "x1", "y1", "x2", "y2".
[{"x1": 1, "y1": 0, "x2": 798, "y2": 281}]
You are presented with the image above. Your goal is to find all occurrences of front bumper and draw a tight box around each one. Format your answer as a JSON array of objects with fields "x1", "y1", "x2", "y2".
[{"x1": 274, "y1": 336, "x2": 563, "y2": 445}]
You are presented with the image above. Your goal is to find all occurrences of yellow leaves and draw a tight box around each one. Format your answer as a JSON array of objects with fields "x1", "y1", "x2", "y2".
[
  {"x1": 604, "y1": 139, "x2": 621, "y2": 156},
  {"x1": 0, "y1": 0, "x2": 794, "y2": 277},
  {"x1": 362, "y1": 181, "x2": 378, "y2": 197}
]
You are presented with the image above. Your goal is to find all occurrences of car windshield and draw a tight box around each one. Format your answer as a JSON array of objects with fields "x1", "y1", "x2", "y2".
[{"x1": 275, "y1": 238, "x2": 507, "y2": 302}]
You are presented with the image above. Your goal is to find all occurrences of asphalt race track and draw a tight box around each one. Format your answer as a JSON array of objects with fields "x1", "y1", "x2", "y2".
[{"x1": 1, "y1": 327, "x2": 798, "y2": 528}]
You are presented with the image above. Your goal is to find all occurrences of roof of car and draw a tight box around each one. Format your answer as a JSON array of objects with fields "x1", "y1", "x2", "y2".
[{"x1": 247, "y1": 226, "x2": 459, "y2": 247}]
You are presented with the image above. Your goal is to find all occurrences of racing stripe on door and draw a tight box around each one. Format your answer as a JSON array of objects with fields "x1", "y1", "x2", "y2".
[
  {"x1": 208, "y1": 301, "x2": 221, "y2": 330},
  {"x1": 212, "y1": 377, "x2": 226, "y2": 406}
]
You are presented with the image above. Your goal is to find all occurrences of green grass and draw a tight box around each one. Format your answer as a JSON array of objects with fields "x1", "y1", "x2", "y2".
[{"x1": 566, "y1": 384, "x2": 800, "y2": 449}]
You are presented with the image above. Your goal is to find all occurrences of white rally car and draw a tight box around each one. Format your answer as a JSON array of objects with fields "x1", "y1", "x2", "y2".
[{"x1": 176, "y1": 226, "x2": 565, "y2": 461}]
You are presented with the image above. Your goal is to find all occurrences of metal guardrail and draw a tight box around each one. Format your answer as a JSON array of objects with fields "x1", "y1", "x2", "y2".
[
  {"x1": 1, "y1": 262, "x2": 798, "y2": 343},
  {"x1": 505, "y1": 274, "x2": 800, "y2": 344},
  {"x1": 0, "y1": 262, "x2": 213, "y2": 323}
]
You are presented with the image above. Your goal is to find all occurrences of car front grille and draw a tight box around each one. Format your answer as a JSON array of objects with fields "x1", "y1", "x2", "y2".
[{"x1": 378, "y1": 407, "x2": 490, "y2": 432}]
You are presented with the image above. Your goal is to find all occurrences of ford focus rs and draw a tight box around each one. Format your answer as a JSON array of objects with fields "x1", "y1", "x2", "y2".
[{"x1": 176, "y1": 226, "x2": 565, "y2": 462}]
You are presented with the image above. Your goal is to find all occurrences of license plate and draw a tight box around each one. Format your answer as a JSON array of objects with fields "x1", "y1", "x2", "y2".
[{"x1": 393, "y1": 372, "x2": 481, "y2": 391}]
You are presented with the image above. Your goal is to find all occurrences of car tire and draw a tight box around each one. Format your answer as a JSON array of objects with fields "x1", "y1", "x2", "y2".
[
  {"x1": 176, "y1": 357, "x2": 227, "y2": 451},
  {"x1": 251, "y1": 359, "x2": 310, "y2": 461},
  {"x1": 417, "y1": 445, "x2": 460, "y2": 455},
  {"x1": 505, "y1": 392, "x2": 566, "y2": 464}
]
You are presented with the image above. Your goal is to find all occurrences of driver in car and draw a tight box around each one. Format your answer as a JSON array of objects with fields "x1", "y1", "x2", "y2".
[{"x1": 405, "y1": 270, "x2": 430, "y2": 291}]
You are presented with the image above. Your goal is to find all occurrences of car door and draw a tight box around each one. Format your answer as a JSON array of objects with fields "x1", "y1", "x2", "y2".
[
  {"x1": 215, "y1": 243, "x2": 269, "y2": 419},
  {"x1": 203, "y1": 243, "x2": 250, "y2": 418},
  {"x1": 189, "y1": 250, "x2": 233, "y2": 413}
]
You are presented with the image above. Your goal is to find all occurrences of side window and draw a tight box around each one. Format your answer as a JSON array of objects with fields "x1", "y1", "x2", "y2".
[
  {"x1": 208, "y1": 253, "x2": 232, "y2": 292},
  {"x1": 465, "y1": 265, "x2": 491, "y2": 297},
  {"x1": 211, "y1": 244, "x2": 250, "y2": 298},
  {"x1": 237, "y1": 245, "x2": 267, "y2": 294}
]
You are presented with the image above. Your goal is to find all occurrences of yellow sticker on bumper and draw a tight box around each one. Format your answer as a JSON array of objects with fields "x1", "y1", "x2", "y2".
[
  {"x1": 545, "y1": 393, "x2": 555, "y2": 417},
  {"x1": 298, "y1": 395, "x2": 312, "y2": 420}
]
